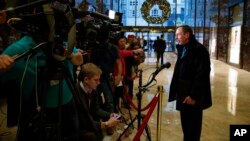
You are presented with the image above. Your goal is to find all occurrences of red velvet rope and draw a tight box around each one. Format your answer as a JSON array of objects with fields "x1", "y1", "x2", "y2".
[
  {"x1": 124, "y1": 74, "x2": 138, "y2": 81},
  {"x1": 132, "y1": 95, "x2": 159, "y2": 141},
  {"x1": 124, "y1": 90, "x2": 138, "y2": 110},
  {"x1": 124, "y1": 90, "x2": 157, "y2": 112}
]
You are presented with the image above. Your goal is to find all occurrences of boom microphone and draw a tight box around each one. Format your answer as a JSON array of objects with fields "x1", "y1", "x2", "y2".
[
  {"x1": 153, "y1": 62, "x2": 171, "y2": 76},
  {"x1": 2, "y1": 0, "x2": 50, "y2": 13},
  {"x1": 142, "y1": 62, "x2": 171, "y2": 88}
]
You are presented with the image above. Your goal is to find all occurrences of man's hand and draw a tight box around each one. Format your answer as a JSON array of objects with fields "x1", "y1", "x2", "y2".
[
  {"x1": 70, "y1": 49, "x2": 84, "y2": 66},
  {"x1": 133, "y1": 48, "x2": 144, "y2": 55},
  {"x1": 183, "y1": 96, "x2": 196, "y2": 105},
  {"x1": 0, "y1": 55, "x2": 14, "y2": 72},
  {"x1": 106, "y1": 115, "x2": 121, "y2": 127}
]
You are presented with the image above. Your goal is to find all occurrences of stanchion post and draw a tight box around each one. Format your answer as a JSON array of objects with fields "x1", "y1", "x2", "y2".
[{"x1": 156, "y1": 85, "x2": 164, "y2": 141}]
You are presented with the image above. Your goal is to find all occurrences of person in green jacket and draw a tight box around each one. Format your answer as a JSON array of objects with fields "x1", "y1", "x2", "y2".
[{"x1": 0, "y1": 34, "x2": 85, "y2": 141}]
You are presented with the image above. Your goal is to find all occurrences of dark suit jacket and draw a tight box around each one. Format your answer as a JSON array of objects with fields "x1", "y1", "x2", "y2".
[
  {"x1": 155, "y1": 39, "x2": 166, "y2": 52},
  {"x1": 76, "y1": 82, "x2": 110, "y2": 128}
]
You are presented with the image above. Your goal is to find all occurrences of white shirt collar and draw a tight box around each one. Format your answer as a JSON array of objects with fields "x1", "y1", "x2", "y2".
[{"x1": 80, "y1": 81, "x2": 89, "y2": 94}]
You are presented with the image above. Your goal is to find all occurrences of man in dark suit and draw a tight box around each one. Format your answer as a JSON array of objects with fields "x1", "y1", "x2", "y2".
[
  {"x1": 169, "y1": 25, "x2": 212, "y2": 141},
  {"x1": 155, "y1": 34, "x2": 166, "y2": 67}
]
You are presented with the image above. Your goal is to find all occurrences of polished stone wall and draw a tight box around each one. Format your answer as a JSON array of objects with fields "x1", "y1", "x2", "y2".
[
  {"x1": 216, "y1": 0, "x2": 229, "y2": 63},
  {"x1": 242, "y1": 0, "x2": 250, "y2": 71},
  {"x1": 212, "y1": 0, "x2": 250, "y2": 72}
]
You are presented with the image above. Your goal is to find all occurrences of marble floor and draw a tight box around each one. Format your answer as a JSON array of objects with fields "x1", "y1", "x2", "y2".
[{"x1": 1, "y1": 51, "x2": 250, "y2": 141}]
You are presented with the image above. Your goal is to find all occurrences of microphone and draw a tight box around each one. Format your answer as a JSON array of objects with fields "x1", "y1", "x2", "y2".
[
  {"x1": 153, "y1": 62, "x2": 171, "y2": 77},
  {"x1": 142, "y1": 62, "x2": 171, "y2": 88}
]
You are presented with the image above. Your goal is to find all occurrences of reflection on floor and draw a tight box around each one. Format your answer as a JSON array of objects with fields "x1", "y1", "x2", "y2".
[{"x1": 1, "y1": 52, "x2": 250, "y2": 141}]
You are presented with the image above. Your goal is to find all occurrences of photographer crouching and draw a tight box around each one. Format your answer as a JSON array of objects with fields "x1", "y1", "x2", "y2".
[{"x1": 76, "y1": 63, "x2": 121, "y2": 140}]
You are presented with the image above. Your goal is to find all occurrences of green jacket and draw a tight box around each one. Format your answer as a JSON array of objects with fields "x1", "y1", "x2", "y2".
[{"x1": 1, "y1": 35, "x2": 75, "y2": 107}]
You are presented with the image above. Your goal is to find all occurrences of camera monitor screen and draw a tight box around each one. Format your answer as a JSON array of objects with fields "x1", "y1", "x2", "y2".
[{"x1": 108, "y1": 10, "x2": 115, "y2": 19}]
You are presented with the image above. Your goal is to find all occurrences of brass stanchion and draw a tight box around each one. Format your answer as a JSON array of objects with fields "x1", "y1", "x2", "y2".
[{"x1": 156, "y1": 85, "x2": 164, "y2": 141}]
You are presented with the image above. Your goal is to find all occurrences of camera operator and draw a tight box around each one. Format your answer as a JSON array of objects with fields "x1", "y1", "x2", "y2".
[
  {"x1": 74, "y1": 7, "x2": 123, "y2": 135},
  {"x1": 0, "y1": 1, "x2": 93, "y2": 140},
  {"x1": 0, "y1": 33, "x2": 86, "y2": 141},
  {"x1": 124, "y1": 41, "x2": 145, "y2": 100},
  {"x1": 113, "y1": 37, "x2": 144, "y2": 111},
  {"x1": 87, "y1": 27, "x2": 122, "y2": 136},
  {"x1": 76, "y1": 63, "x2": 121, "y2": 140}
]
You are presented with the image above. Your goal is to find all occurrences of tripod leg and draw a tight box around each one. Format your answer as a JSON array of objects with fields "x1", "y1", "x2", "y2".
[
  {"x1": 144, "y1": 124, "x2": 151, "y2": 141},
  {"x1": 57, "y1": 79, "x2": 63, "y2": 141},
  {"x1": 116, "y1": 116, "x2": 137, "y2": 141},
  {"x1": 125, "y1": 99, "x2": 133, "y2": 126},
  {"x1": 139, "y1": 114, "x2": 152, "y2": 141}
]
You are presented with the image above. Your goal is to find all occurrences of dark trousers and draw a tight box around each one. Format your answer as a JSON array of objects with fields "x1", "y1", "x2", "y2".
[
  {"x1": 180, "y1": 108, "x2": 203, "y2": 141},
  {"x1": 156, "y1": 51, "x2": 164, "y2": 65},
  {"x1": 127, "y1": 79, "x2": 134, "y2": 99},
  {"x1": 98, "y1": 76, "x2": 114, "y2": 113},
  {"x1": 114, "y1": 86, "x2": 124, "y2": 113}
]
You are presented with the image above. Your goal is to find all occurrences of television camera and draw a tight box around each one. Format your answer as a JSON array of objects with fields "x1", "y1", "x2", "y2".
[
  {"x1": 1, "y1": 0, "x2": 123, "y2": 61},
  {"x1": 75, "y1": 9, "x2": 123, "y2": 52}
]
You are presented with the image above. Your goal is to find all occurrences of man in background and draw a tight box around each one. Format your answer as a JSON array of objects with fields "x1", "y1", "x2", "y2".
[{"x1": 155, "y1": 34, "x2": 166, "y2": 67}]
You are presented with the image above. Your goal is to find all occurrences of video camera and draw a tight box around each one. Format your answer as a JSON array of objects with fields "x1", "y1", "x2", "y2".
[
  {"x1": 1, "y1": 0, "x2": 123, "y2": 61},
  {"x1": 2, "y1": 0, "x2": 77, "y2": 61},
  {"x1": 74, "y1": 9, "x2": 123, "y2": 51}
]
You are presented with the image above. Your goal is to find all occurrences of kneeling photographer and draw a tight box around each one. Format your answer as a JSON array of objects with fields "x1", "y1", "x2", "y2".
[{"x1": 76, "y1": 63, "x2": 121, "y2": 140}]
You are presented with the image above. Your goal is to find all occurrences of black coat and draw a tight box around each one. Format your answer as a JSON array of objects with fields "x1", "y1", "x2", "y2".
[
  {"x1": 155, "y1": 39, "x2": 166, "y2": 52},
  {"x1": 168, "y1": 37, "x2": 212, "y2": 110}
]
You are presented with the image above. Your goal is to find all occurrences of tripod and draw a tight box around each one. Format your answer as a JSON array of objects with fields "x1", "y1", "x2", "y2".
[
  {"x1": 116, "y1": 69, "x2": 154, "y2": 141},
  {"x1": 135, "y1": 69, "x2": 152, "y2": 141},
  {"x1": 13, "y1": 42, "x2": 100, "y2": 141},
  {"x1": 117, "y1": 63, "x2": 171, "y2": 141}
]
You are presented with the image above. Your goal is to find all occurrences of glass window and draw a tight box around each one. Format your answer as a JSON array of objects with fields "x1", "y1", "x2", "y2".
[
  {"x1": 129, "y1": 10, "x2": 135, "y2": 17},
  {"x1": 173, "y1": 8, "x2": 176, "y2": 14},
  {"x1": 123, "y1": 0, "x2": 126, "y2": 4},
  {"x1": 151, "y1": 8, "x2": 159, "y2": 17},
  {"x1": 181, "y1": 8, "x2": 184, "y2": 14},
  {"x1": 132, "y1": 10, "x2": 135, "y2": 17},
  {"x1": 130, "y1": 0, "x2": 138, "y2": 5}
]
